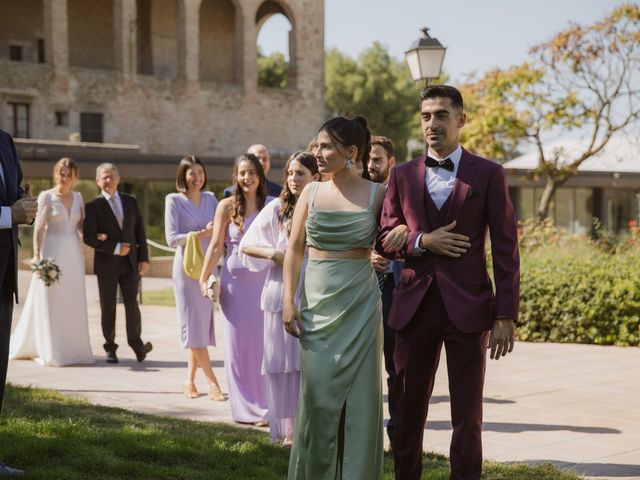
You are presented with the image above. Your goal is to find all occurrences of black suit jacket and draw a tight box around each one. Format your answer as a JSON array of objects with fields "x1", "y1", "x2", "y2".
[
  {"x1": 83, "y1": 193, "x2": 149, "y2": 276},
  {"x1": 0, "y1": 129, "x2": 25, "y2": 300}
]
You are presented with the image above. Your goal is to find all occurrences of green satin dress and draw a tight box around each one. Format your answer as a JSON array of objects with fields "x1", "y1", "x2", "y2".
[{"x1": 288, "y1": 181, "x2": 383, "y2": 480}]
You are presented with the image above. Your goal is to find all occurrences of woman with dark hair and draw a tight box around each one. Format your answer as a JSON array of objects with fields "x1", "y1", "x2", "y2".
[
  {"x1": 283, "y1": 116, "x2": 405, "y2": 478},
  {"x1": 164, "y1": 155, "x2": 225, "y2": 401},
  {"x1": 10, "y1": 158, "x2": 94, "y2": 366},
  {"x1": 239, "y1": 151, "x2": 320, "y2": 446},
  {"x1": 199, "y1": 153, "x2": 271, "y2": 424}
]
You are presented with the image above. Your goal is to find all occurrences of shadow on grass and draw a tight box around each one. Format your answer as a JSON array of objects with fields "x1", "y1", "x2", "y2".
[
  {"x1": 1, "y1": 385, "x2": 287, "y2": 480},
  {"x1": 0, "y1": 385, "x2": 583, "y2": 480}
]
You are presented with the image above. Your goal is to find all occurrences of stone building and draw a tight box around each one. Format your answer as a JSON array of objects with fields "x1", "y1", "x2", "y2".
[{"x1": 0, "y1": 0, "x2": 325, "y2": 182}]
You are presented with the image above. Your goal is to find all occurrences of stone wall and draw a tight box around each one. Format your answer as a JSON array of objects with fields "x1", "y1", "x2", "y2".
[{"x1": 0, "y1": 0, "x2": 325, "y2": 161}]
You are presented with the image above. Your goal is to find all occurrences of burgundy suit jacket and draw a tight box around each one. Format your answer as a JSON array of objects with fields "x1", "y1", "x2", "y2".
[{"x1": 377, "y1": 149, "x2": 520, "y2": 333}]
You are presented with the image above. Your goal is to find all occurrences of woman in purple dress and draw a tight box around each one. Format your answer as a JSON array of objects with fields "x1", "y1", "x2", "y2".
[
  {"x1": 239, "y1": 151, "x2": 320, "y2": 446},
  {"x1": 199, "y1": 154, "x2": 270, "y2": 424},
  {"x1": 164, "y1": 156, "x2": 225, "y2": 401}
]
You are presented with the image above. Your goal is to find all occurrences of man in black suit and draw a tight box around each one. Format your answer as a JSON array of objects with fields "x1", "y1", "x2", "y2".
[
  {"x1": 223, "y1": 144, "x2": 282, "y2": 198},
  {"x1": 368, "y1": 135, "x2": 400, "y2": 447},
  {"x1": 0, "y1": 129, "x2": 37, "y2": 476},
  {"x1": 83, "y1": 163, "x2": 152, "y2": 364}
]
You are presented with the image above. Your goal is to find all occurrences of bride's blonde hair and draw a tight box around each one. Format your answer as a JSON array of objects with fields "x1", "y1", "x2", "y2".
[{"x1": 53, "y1": 157, "x2": 79, "y2": 185}]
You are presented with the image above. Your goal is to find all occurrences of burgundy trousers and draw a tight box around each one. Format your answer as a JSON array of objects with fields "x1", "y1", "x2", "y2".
[{"x1": 392, "y1": 281, "x2": 489, "y2": 480}]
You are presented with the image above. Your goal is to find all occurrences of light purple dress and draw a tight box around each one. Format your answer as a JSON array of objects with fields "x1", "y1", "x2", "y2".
[
  {"x1": 220, "y1": 209, "x2": 269, "y2": 423},
  {"x1": 164, "y1": 192, "x2": 218, "y2": 348},
  {"x1": 239, "y1": 198, "x2": 304, "y2": 442}
]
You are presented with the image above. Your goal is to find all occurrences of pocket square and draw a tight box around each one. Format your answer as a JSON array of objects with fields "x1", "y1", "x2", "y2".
[{"x1": 467, "y1": 188, "x2": 479, "y2": 199}]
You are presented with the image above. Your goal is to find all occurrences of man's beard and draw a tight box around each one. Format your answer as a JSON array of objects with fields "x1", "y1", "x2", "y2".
[{"x1": 369, "y1": 167, "x2": 390, "y2": 184}]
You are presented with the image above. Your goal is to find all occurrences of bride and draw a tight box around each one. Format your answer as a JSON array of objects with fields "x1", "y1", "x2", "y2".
[{"x1": 10, "y1": 157, "x2": 94, "y2": 366}]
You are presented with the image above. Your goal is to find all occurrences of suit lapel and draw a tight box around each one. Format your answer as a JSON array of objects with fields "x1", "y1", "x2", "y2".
[
  {"x1": 98, "y1": 195, "x2": 123, "y2": 231},
  {"x1": 0, "y1": 145, "x2": 12, "y2": 204},
  {"x1": 120, "y1": 194, "x2": 128, "y2": 232},
  {"x1": 412, "y1": 155, "x2": 429, "y2": 230},
  {"x1": 445, "y1": 149, "x2": 476, "y2": 225}
]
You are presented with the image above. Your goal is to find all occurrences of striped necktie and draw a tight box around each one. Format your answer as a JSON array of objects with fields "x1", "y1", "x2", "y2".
[{"x1": 376, "y1": 271, "x2": 385, "y2": 291}]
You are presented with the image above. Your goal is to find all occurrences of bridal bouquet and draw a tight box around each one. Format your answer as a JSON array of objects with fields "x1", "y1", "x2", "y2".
[{"x1": 29, "y1": 257, "x2": 62, "y2": 287}]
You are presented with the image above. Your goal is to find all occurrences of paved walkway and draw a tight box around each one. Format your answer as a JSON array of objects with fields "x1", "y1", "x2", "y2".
[{"x1": 7, "y1": 272, "x2": 640, "y2": 480}]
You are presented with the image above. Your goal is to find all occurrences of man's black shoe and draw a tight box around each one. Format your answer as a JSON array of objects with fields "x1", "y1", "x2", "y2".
[
  {"x1": 136, "y1": 342, "x2": 153, "y2": 362},
  {"x1": 106, "y1": 351, "x2": 119, "y2": 364}
]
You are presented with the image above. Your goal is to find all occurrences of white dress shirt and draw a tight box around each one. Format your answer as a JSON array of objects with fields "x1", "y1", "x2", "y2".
[
  {"x1": 0, "y1": 162, "x2": 12, "y2": 229},
  {"x1": 101, "y1": 190, "x2": 124, "y2": 255},
  {"x1": 414, "y1": 145, "x2": 463, "y2": 253}
]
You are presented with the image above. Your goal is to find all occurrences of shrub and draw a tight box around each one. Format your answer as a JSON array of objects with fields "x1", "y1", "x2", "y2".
[{"x1": 516, "y1": 224, "x2": 640, "y2": 346}]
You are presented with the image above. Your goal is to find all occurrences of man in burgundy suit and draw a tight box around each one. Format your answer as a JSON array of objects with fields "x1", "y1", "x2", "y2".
[{"x1": 378, "y1": 85, "x2": 520, "y2": 480}]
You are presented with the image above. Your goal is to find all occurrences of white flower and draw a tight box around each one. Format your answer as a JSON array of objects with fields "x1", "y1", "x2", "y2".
[{"x1": 48, "y1": 270, "x2": 58, "y2": 279}]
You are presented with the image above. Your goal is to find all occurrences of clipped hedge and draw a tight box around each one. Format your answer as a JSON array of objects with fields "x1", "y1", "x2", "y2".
[{"x1": 517, "y1": 244, "x2": 640, "y2": 346}]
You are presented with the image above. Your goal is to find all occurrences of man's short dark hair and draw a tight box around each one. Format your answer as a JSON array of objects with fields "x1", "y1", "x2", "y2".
[
  {"x1": 420, "y1": 84, "x2": 464, "y2": 111},
  {"x1": 370, "y1": 135, "x2": 394, "y2": 158}
]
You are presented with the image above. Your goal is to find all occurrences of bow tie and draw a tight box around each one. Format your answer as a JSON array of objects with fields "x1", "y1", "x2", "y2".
[{"x1": 425, "y1": 157, "x2": 454, "y2": 172}]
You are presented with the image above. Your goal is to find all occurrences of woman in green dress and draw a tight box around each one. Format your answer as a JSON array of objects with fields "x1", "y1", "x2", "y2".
[{"x1": 283, "y1": 116, "x2": 402, "y2": 479}]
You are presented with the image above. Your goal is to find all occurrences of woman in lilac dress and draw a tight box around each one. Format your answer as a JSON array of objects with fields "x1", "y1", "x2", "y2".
[
  {"x1": 239, "y1": 151, "x2": 320, "y2": 446},
  {"x1": 164, "y1": 156, "x2": 225, "y2": 401},
  {"x1": 199, "y1": 153, "x2": 270, "y2": 424}
]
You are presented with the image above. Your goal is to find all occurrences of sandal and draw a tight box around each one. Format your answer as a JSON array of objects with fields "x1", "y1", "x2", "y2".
[
  {"x1": 184, "y1": 381, "x2": 199, "y2": 399},
  {"x1": 208, "y1": 383, "x2": 226, "y2": 401}
]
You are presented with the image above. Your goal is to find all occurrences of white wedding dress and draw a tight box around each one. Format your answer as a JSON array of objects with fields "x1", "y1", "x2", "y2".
[{"x1": 10, "y1": 190, "x2": 94, "y2": 366}]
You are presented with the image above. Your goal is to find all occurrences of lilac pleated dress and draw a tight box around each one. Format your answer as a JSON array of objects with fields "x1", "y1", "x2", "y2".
[
  {"x1": 238, "y1": 198, "x2": 303, "y2": 443},
  {"x1": 220, "y1": 210, "x2": 269, "y2": 423},
  {"x1": 164, "y1": 192, "x2": 218, "y2": 349}
]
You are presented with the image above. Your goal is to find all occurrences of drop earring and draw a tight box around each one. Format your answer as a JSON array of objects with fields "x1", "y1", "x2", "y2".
[{"x1": 345, "y1": 157, "x2": 354, "y2": 169}]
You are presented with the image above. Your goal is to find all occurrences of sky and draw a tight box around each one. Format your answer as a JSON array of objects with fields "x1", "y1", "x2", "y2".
[{"x1": 257, "y1": 0, "x2": 630, "y2": 84}]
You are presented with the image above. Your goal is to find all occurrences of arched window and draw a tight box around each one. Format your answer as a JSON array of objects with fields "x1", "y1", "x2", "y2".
[
  {"x1": 0, "y1": 0, "x2": 44, "y2": 63},
  {"x1": 255, "y1": 1, "x2": 295, "y2": 89},
  {"x1": 68, "y1": 0, "x2": 115, "y2": 70},
  {"x1": 199, "y1": 0, "x2": 238, "y2": 84},
  {"x1": 136, "y1": 0, "x2": 179, "y2": 78}
]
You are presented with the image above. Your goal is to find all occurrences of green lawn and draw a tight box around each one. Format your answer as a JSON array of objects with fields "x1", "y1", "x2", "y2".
[
  {"x1": 141, "y1": 287, "x2": 176, "y2": 307},
  {"x1": 0, "y1": 385, "x2": 582, "y2": 479}
]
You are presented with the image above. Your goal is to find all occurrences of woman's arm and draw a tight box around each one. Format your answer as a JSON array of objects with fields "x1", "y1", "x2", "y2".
[
  {"x1": 76, "y1": 192, "x2": 85, "y2": 235},
  {"x1": 199, "y1": 198, "x2": 231, "y2": 296},
  {"x1": 241, "y1": 246, "x2": 284, "y2": 266},
  {"x1": 373, "y1": 182, "x2": 407, "y2": 253},
  {"x1": 282, "y1": 185, "x2": 311, "y2": 338},
  {"x1": 239, "y1": 201, "x2": 284, "y2": 268},
  {"x1": 32, "y1": 192, "x2": 49, "y2": 259},
  {"x1": 164, "y1": 195, "x2": 188, "y2": 247}
]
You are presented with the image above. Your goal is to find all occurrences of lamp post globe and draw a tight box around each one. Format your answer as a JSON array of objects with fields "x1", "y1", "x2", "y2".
[{"x1": 405, "y1": 27, "x2": 446, "y2": 86}]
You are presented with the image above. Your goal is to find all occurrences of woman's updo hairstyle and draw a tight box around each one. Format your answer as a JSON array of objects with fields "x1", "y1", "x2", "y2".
[{"x1": 319, "y1": 115, "x2": 372, "y2": 180}]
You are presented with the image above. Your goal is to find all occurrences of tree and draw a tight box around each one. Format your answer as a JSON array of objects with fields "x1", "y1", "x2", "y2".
[
  {"x1": 325, "y1": 43, "x2": 422, "y2": 161},
  {"x1": 257, "y1": 49, "x2": 288, "y2": 89},
  {"x1": 462, "y1": 4, "x2": 640, "y2": 220},
  {"x1": 459, "y1": 65, "x2": 538, "y2": 162}
]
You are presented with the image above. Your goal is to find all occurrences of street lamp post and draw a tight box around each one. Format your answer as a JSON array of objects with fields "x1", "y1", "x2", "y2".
[
  {"x1": 405, "y1": 27, "x2": 446, "y2": 87},
  {"x1": 405, "y1": 27, "x2": 446, "y2": 155}
]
